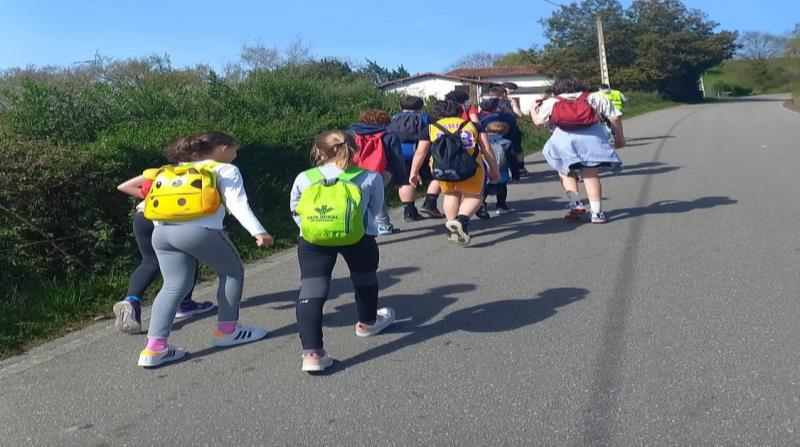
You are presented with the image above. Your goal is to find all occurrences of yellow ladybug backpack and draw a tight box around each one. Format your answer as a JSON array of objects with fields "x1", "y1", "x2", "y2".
[{"x1": 143, "y1": 162, "x2": 222, "y2": 222}]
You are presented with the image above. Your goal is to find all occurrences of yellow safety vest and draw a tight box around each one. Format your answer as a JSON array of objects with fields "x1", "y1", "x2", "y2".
[{"x1": 601, "y1": 90, "x2": 624, "y2": 113}]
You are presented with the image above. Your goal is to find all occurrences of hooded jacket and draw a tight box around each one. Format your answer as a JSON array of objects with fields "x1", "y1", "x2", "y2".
[{"x1": 348, "y1": 123, "x2": 409, "y2": 186}]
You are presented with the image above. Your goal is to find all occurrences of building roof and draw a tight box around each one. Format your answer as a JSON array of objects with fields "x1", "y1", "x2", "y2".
[
  {"x1": 445, "y1": 66, "x2": 543, "y2": 79},
  {"x1": 379, "y1": 72, "x2": 492, "y2": 89}
]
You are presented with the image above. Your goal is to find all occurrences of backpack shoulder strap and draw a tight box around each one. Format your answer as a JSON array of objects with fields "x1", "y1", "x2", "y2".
[
  {"x1": 431, "y1": 121, "x2": 450, "y2": 134},
  {"x1": 578, "y1": 91, "x2": 592, "y2": 102},
  {"x1": 338, "y1": 167, "x2": 364, "y2": 182},
  {"x1": 304, "y1": 168, "x2": 325, "y2": 184},
  {"x1": 456, "y1": 120, "x2": 471, "y2": 132},
  {"x1": 421, "y1": 114, "x2": 429, "y2": 125}
]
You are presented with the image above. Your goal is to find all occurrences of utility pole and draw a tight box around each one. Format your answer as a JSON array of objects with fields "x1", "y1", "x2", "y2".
[{"x1": 596, "y1": 15, "x2": 610, "y2": 87}]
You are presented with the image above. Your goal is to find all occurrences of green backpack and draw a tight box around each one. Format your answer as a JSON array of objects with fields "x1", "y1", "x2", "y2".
[{"x1": 295, "y1": 167, "x2": 366, "y2": 246}]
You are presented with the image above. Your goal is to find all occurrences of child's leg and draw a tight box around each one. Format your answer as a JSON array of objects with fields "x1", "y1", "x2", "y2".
[
  {"x1": 374, "y1": 200, "x2": 391, "y2": 227},
  {"x1": 580, "y1": 167, "x2": 603, "y2": 213},
  {"x1": 339, "y1": 236, "x2": 380, "y2": 325},
  {"x1": 496, "y1": 183, "x2": 509, "y2": 208},
  {"x1": 442, "y1": 192, "x2": 461, "y2": 220},
  {"x1": 458, "y1": 193, "x2": 484, "y2": 218},
  {"x1": 296, "y1": 239, "x2": 338, "y2": 351},
  {"x1": 148, "y1": 228, "x2": 199, "y2": 341},
  {"x1": 126, "y1": 212, "x2": 160, "y2": 299}
]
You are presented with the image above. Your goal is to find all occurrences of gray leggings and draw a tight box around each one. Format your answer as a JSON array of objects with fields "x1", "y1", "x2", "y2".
[{"x1": 148, "y1": 225, "x2": 244, "y2": 339}]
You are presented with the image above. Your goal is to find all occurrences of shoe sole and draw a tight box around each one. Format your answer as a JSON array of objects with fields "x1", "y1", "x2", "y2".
[
  {"x1": 211, "y1": 330, "x2": 268, "y2": 347},
  {"x1": 444, "y1": 221, "x2": 471, "y2": 246},
  {"x1": 138, "y1": 348, "x2": 186, "y2": 368},
  {"x1": 113, "y1": 301, "x2": 141, "y2": 334},
  {"x1": 302, "y1": 357, "x2": 334, "y2": 372},
  {"x1": 175, "y1": 304, "x2": 217, "y2": 320},
  {"x1": 591, "y1": 220, "x2": 608, "y2": 224}
]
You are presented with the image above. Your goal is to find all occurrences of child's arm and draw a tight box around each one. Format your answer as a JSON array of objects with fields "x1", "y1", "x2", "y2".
[
  {"x1": 216, "y1": 165, "x2": 273, "y2": 247},
  {"x1": 368, "y1": 173, "x2": 385, "y2": 222},
  {"x1": 607, "y1": 116, "x2": 626, "y2": 149},
  {"x1": 478, "y1": 133, "x2": 500, "y2": 182},
  {"x1": 510, "y1": 97, "x2": 523, "y2": 118},
  {"x1": 117, "y1": 175, "x2": 146, "y2": 199},
  {"x1": 409, "y1": 140, "x2": 431, "y2": 187}
]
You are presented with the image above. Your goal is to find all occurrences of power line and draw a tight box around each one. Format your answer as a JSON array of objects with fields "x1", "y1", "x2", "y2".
[{"x1": 541, "y1": 0, "x2": 564, "y2": 7}]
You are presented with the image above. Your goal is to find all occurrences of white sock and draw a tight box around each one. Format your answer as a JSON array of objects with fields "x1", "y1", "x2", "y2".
[{"x1": 589, "y1": 201, "x2": 602, "y2": 215}]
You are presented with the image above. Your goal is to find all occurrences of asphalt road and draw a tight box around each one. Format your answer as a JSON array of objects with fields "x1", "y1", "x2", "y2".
[{"x1": 2, "y1": 95, "x2": 799, "y2": 446}]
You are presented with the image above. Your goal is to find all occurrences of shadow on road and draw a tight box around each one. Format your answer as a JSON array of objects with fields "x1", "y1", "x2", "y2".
[
  {"x1": 320, "y1": 287, "x2": 589, "y2": 374},
  {"x1": 170, "y1": 266, "x2": 420, "y2": 331},
  {"x1": 603, "y1": 161, "x2": 680, "y2": 178},
  {"x1": 607, "y1": 196, "x2": 738, "y2": 222},
  {"x1": 627, "y1": 135, "x2": 675, "y2": 142}
]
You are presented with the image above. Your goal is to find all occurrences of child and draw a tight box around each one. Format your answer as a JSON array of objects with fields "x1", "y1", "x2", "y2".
[
  {"x1": 349, "y1": 110, "x2": 417, "y2": 233},
  {"x1": 290, "y1": 131, "x2": 395, "y2": 372},
  {"x1": 138, "y1": 131, "x2": 273, "y2": 367},
  {"x1": 531, "y1": 76, "x2": 625, "y2": 223},
  {"x1": 114, "y1": 172, "x2": 214, "y2": 334},
  {"x1": 483, "y1": 121, "x2": 515, "y2": 215},
  {"x1": 445, "y1": 90, "x2": 481, "y2": 125},
  {"x1": 388, "y1": 95, "x2": 444, "y2": 219},
  {"x1": 409, "y1": 100, "x2": 500, "y2": 246},
  {"x1": 480, "y1": 97, "x2": 524, "y2": 181}
]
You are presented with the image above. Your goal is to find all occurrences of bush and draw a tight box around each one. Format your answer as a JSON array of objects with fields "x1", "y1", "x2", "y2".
[{"x1": 0, "y1": 62, "x2": 390, "y2": 304}]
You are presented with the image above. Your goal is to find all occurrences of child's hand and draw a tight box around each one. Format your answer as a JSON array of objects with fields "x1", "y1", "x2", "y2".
[
  {"x1": 254, "y1": 233, "x2": 274, "y2": 248},
  {"x1": 488, "y1": 168, "x2": 500, "y2": 182},
  {"x1": 409, "y1": 173, "x2": 421, "y2": 188}
]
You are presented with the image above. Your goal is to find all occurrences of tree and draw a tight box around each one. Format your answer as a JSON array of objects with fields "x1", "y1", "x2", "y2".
[
  {"x1": 360, "y1": 59, "x2": 409, "y2": 85},
  {"x1": 539, "y1": 0, "x2": 632, "y2": 86},
  {"x1": 785, "y1": 23, "x2": 800, "y2": 58},
  {"x1": 737, "y1": 31, "x2": 786, "y2": 59},
  {"x1": 494, "y1": 47, "x2": 543, "y2": 66},
  {"x1": 240, "y1": 41, "x2": 280, "y2": 71},
  {"x1": 539, "y1": 0, "x2": 737, "y2": 101},
  {"x1": 445, "y1": 52, "x2": 503, "y2": 71},
  {"x1": 625, "y1": 0, "x2": 737, "y2": 100}
]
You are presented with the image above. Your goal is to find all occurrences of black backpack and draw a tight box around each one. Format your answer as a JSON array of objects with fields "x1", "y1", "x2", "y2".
[{"x1": 429, "y1": 121, "x2": 479, "y2": 181}]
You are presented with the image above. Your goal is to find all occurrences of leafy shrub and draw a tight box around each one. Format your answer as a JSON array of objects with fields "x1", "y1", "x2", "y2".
[{"x1": 0, "y1": 61, "x2": 393, "y2": 304}]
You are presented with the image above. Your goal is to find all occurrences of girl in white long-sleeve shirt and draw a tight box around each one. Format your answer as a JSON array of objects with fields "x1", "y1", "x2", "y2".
[{"x1": 138, "y1": 131, "x2": 273, "y2": 368}]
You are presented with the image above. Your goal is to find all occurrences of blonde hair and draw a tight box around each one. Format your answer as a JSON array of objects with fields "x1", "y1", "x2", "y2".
[
  {"x1": 486, "y1": 121, "x2": 509, "y2": 135},
  {"x1": 312, "y1": 130, "x2": 358, "y2": 169}
]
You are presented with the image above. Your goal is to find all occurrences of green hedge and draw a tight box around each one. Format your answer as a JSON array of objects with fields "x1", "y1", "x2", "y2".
[{"x1": 0, "y1": 64, "x2": 402, "y2": 355}]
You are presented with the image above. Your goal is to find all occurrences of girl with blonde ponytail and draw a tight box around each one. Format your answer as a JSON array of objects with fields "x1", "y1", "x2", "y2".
[{"x1": 289, "y1": 130, "x2": 395, "y2": 372}]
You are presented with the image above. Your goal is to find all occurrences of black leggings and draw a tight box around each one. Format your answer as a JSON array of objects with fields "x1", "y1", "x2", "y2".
[
  {"x1": 296, "y1": 236, "x2": 380, "y2": 350},
  {"x1": 127, "y1": 212, "x2": 196, "y2": 304},
  {"x1": 483, "y1": 183, "x2": 508, "y2": 207}
]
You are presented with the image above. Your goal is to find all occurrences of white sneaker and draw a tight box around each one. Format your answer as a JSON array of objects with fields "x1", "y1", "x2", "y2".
[
  {"x1": 494, "y1": 207, "x2": 516, "y2": 216},
  {"x1": 355, "y1": 308, "x2": 396, "y2": 337},
  {"x1": 301, "y1": 352, "x2": 335, "y2": 372},
  {"x1": 211, "y1": 323, "x2": 268, "y2": 347},
  {"x1": 137, "y1": 345, "x2": 186, "y2": 368},
  {"x1": 444, "y1": 219, "x2": 471, "y2": 246}
]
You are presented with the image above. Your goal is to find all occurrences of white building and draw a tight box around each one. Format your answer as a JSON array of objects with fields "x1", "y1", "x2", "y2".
[
  {"x1": 380, "y1": 67, "x2": 552, "y2": 114},
  {"x1": 447, "y1": 67, "x2": 552, "y2": 113},
  {"x1": 379, "y1": 72, "x2": 490, "y2": 101}
]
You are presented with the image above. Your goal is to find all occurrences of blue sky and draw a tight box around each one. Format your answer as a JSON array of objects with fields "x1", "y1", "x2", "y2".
[{"x1": 1, "y1": 0, "x2": 798, "y2": 73}]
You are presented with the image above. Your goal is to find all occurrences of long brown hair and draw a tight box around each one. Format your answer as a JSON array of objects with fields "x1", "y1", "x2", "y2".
[
  {"x1": 312, "y1": 130, "x2": 358, "y2": 169},
  {"x1": 164, "y1": 131, "x2": 240, "y2": 163}
]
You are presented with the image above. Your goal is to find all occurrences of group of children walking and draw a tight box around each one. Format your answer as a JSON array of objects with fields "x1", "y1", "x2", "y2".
[{"x1": 113, "y1": 75, "x2": 625, "y2": 372}]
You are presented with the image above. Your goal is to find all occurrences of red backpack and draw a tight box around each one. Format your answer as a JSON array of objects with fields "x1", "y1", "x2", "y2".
[
  {"x1": 353, "y1": 131, "x2": 389, "y2": 173},
  {"x1": 550, "y1": 92, "x2": 599, "y2": 131}
]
